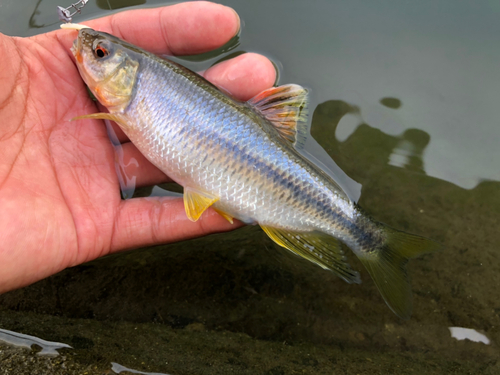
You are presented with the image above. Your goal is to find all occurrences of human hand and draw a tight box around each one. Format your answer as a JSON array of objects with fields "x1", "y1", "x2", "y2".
[{"x1": 0, "y1": 2, "x2": 276, "y2": 293}]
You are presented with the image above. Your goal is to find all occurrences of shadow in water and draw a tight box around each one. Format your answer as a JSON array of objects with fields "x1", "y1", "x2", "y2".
[{"x1": 29, "y1": 0, "x2": 48, "y2": 29}]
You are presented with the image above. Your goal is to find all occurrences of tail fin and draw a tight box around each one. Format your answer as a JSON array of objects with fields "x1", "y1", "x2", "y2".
[{"x1": 357, "y1": 227, "x2": 441, "y2": 319}]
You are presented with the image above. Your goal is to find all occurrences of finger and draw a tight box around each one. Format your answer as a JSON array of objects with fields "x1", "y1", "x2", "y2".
[
  {"x1": 57, "y1": 2, "x2": 240, "y2": 56},
  {"x1": 110, "y1": 196, "x2": 243, "y2": 252},
  {"x1": 119, "y1": 142, "x2": 171, "y2": 187},
  {"x1": 204, "y1": 53, "x2": 277, "y2": 101}
]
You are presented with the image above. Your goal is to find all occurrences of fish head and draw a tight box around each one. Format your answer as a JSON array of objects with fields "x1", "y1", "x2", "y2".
[{"x1": 72, "y1": 28, "x2": 139, "y2": 112}]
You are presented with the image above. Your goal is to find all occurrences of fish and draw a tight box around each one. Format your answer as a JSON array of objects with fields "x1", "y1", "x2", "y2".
[{"x1": 68, "y1": 26, "x2": 440, "y2": 319}]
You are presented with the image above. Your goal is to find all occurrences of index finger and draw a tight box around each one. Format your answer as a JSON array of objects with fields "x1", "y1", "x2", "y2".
[{"x1": 59, "y1": 1, "x2": 240, "y2": 56}]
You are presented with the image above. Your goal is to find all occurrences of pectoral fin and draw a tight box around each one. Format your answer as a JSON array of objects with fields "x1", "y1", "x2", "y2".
[
  {"x1": 261, "y1": 225, "x2": 361, "y2": 284},
  {"x1": 72, "y1": 112, "x2": 120, "y2": 121},
  {"x1": 183, "y1": 187, "x2": 219, "y2": 222},
  {"x1": 71, "y1": 113, "x2": 132, "y2": 131}
]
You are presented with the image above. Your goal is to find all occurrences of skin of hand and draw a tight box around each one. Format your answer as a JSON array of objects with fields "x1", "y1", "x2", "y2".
[{"x1": 0, "y1": 1, "x2": 276, "y2": 294}]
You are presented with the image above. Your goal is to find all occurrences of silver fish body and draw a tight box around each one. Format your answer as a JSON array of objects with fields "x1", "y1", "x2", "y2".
[
  {"x1": 127, "y1": 53, "x2": 373, "y2": 247},
  {"x1": 71, "y1": 28, "x2": 440, "y2": 318}
]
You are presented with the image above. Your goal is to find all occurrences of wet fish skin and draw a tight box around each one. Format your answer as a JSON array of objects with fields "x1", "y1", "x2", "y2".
[{"x1": 70, "y1": 28, "x2": 440, "y2": 318}]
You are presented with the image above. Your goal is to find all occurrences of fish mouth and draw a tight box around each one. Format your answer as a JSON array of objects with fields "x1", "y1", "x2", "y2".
[
  {"x1": 71, "y1": 38, "x2": 78, "y2": 56},
  {"x1": 71, "y1": 36, "x2": 83, "y2": 63},
  {"x1": 60, "y1": 23, "x2": 91, "y2": 61}
]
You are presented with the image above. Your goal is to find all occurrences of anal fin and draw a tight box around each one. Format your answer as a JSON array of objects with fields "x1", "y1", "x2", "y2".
[
  {"x1": 213, "y1": 208, "x2": 234, "y2": 224},
  {"x1": 261, "y1": 225, "x2": 360, "y2": 284}
]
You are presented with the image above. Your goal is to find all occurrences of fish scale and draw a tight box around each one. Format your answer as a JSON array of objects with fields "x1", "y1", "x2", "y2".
[
  {"x1": 127, "y1": 56, "x2": 343, "y2": 232},
  {"x1": 71, "y1": 28, "x2": 441, "y2": 318}
]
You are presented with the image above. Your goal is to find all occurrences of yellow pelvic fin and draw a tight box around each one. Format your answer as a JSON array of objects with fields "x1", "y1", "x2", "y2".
[
  {"x1": 213, "y1": 208, "x2": 234, "y2": 224},
  {"x1": 261, "y1": 225, "x2": 361, "y2": 284},
  {"x1": 248, "y1": 84, "x2": 309, "y2": 148},
  {"x1": 183, "y1": 187, "x2": 219, "y2": 222},
  {"x1": 71, "y1": 112, "x2": 131, "y2": 131}
]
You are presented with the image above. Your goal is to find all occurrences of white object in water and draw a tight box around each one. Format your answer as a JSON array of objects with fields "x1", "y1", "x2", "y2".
[
  {"x1": 449, "y1": 327, "x2": 490, "y2": 345},
  {"x1": 112, "y1": 362, "x2": 172, "y2": 375},
  {"x1": 0, "y1": 328, "x2": 72, "y2": 356}
]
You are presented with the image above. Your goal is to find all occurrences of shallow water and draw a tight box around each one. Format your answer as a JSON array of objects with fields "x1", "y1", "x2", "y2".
[{"x1": 1, "y1": 0, "x2": 499, "y2": 374}]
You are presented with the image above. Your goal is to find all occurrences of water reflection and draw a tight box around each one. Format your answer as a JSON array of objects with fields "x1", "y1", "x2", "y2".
[
  {"x1": 29, "y1": 0, "x2": 49, "y2": 28},
  {"x1": 96, "y1": 0, "x2": 146, "y2": 10},
  {"x1": 388, "y1": 128, "x2": 430, "y2": 173},
  {"x1": 175, "y1": 34, "x2": 241, "y2": 63},
  {"x1": 311, "y1": 100, "x2": 433, "y2": 182}
]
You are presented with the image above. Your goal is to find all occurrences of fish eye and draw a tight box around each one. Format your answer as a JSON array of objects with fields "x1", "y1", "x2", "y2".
[
  {"x1": 93, "y1": 40, "x2": 112, "y2": 59},
  {"x1": 95, "y1": 45, "x2": 108, "y2": 58}
]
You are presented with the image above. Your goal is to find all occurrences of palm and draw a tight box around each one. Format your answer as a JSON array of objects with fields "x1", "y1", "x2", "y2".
[{"x1": 0, "y1": 2, "x2": 275, "y2": 293}]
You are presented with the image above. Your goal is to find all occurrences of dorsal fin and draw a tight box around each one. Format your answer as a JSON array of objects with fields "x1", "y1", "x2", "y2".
[{"x1": 248, "y1": 84, "x2": 309, "y2": 148}]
